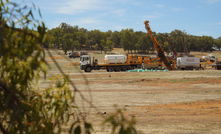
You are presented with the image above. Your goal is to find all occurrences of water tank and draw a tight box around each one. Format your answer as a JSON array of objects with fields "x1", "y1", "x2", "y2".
[{"x1": 104, "y1": 55, "x2": 127, "y2": 64}]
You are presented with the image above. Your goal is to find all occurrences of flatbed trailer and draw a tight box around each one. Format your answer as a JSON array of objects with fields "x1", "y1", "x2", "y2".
[{"x1": 81, "y1": 63, "x2": 141, "y2": 72}]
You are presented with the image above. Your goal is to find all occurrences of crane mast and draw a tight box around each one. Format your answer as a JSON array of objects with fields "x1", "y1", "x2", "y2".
[
  {"x1": 165, "y1": 34, "x2": 178, "y2": 58},
  {"x1": 181, "y1": 36, "x2": 188, "y2": 56},
  {"x1": 144, "y1": 20, "x2": 176, "y2": 70}
]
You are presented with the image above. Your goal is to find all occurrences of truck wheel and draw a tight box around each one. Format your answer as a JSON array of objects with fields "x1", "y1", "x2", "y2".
[
  {"x1": 85, "y1": 66, "x2": 92, "y2": 72},
  {"x1": 121, "y1": 66, "x2": 127, "y2": 71},
  {"x1": 115, "y1": 67, "x2": 121, "y2": 72},
  {"x1": 108, "y1": 67, "x2": 114, "y2": 72},
  {"x1": 106, "y1": 68, "x2": 109, "y2": 72}
]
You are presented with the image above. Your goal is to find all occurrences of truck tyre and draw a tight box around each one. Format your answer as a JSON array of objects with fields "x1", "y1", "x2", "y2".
[
  {"x1": 85, "y1": 66, "x2": 92, "y2": 72},
  {"x1": 115, "y1": 67, "x2": 121, "y2": 72},
  {"x1": 121, "y1": 66, "x2": 127, "y2": 71},
  {"x1": 108, "y1": 67, "x2": 114, "y2": 72}
]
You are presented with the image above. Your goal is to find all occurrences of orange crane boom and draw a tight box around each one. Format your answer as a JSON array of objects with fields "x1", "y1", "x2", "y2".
[{"x1": 144, "y1": 20, "x2": 176, "y2": 70}]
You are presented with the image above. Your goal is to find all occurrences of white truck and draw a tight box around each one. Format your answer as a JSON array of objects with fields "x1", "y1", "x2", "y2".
[
  {"x1": 176, "y1": 57, "x2": 202, "y2": 70},
  {"x1": 80, "y1": 55, "x2": 142, "y2": 72},
  {"x1": 202, "y1": 54, "x2": 215, "y2": 62}
]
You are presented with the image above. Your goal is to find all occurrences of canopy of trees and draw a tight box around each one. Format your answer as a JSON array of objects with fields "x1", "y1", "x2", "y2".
[{"x1": 48, "y1": 24, "x2": 221, "y2": 54}]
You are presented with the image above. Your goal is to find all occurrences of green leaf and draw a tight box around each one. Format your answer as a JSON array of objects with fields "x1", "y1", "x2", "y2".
[
  {"x1": 74, "y1": 126, "x2": 81, "y2": 134},
  {"x1": 38, "y1": 8, "x2": 42, "y2": 18},
  {"x1": 119, "y1": 126, "x2": 125, "y2": 134},
  {"x1": 51, "y1": 98, "x2": 55, "y2": 105},
  {"x1": 85, "y1": 122, "x2": 92, "y2": 133},
  {"x1": 35, "y1": 73, "x2": 40, "y2": 84}
]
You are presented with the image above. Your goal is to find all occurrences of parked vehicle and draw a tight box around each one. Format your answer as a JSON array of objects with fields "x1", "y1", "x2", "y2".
[
  {"x1": 176, "y1": 57, "x2": 203, "y2": 70},
  {"x1": 80, "y1": 54, "x2": 142, "y2": 72},
  {"x1": 210, "y1": 60, "x2": 221, "y2": 70},
  {"x1": 68, "y1": 51, "x2": 88, "y2": 58},
  {"x1": 202, "y1": 54, "x2": 216, "y2": 62}
]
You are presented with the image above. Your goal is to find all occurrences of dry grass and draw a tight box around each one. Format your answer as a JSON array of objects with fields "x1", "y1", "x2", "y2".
[
  {"x1": 47, "y1": 56, "x2": 63, "y2": 59},
  {"x1": 67, "y1": 62, "x2": 79, "y2": 66}
]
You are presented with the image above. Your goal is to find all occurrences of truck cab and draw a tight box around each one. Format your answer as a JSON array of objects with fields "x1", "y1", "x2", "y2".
[
  {"x1": 202, "y1": 54, "x2": 215, "y2": 62},
  {"x1": 67, "y1": 52, "x2": 73, "y2": 58},
  {"x1": 208, "y1": 54, "x2": 215, "y2": 62},
  {"x1": 80, "y1": 55, "x2": 92, "y2": 72}
]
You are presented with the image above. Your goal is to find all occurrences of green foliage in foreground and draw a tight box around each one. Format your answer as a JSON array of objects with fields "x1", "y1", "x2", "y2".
[{"x1": 0, "y1": 1, "x2": 138, "y2": 133}]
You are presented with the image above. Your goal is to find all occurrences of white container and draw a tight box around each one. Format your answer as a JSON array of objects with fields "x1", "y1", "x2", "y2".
[
  {"x1": 176, "y1": 57, "x2": 200, "y2": 68},
  {"x1": 104, "y1": 55, "x2": 127, "y2": 64}
]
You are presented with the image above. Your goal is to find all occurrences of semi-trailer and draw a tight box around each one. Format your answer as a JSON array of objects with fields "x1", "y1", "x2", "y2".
[
  {"x1": 176, "y1": 57, "x2": 203, "y2": 70},
  {"x1": 80, "y1": 54, "x2": 142, "y2": 72}
]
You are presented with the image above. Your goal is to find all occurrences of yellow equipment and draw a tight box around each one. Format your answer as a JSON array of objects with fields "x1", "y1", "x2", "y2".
[{"x1": 144, "y1": 20, "x2": 176, "y2": 70}]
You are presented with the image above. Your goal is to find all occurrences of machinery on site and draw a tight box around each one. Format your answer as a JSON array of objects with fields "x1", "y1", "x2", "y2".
[
  {"x1": 140, "y1": 56, "x2": 163, "y2": 70},
  {"x1": 202, "y1": 54, "x2": 216, "y2": 62},
  {"x1": 144, "y1": 20, "x2": 204, "y2": 70},
  {"x1": 79, "y1": 20, "x2": 208, "y2": 72},
  {"x1": 176, "y1": 57, "x2": 202, "y2": 70},
  {"x1": 165, "y1": 34, "x2": 178, "y2": 58},
  {"x1": 165, "y1": 34, "x2": 202, "y2": 70},
  {"x1": 80, "y1": 54, "x2": 142, "y2": 72},
  {"x1": 144, "y1": 20, "x2": 177, "y2": 70},
  {"x1": 181, "y1": 36, "x2": 189, "y2": 56},
  {"x1": 210, "y1": 60, "x2": 221, "y2": 70},
  {"x1": 68, "y1": 51, "x2": 88, "y2": 58},
  {"x1": 164, "y1": 34, "x2": 178, "y2": 68}
]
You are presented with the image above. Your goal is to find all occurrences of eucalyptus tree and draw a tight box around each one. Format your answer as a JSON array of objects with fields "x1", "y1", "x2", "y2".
[
  {"x1": 215, "y1": 37, "x2": 221, "y2": 50},
  {"x1": 121, "y1": 29, "x2": 134, "y2": 53},
  {"x1": 110, "y1": 31, "x2": 121, "y2": 47}
]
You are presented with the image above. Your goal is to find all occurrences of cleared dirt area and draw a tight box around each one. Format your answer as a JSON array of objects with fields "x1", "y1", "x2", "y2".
[{"x1": 40, "y1": 49, "x2": 221, "y2": 134}]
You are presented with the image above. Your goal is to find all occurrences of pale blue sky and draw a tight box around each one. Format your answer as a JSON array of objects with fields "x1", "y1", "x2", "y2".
[{"x1": 15, "y1": 0, "x2": 221, "y2": 38}]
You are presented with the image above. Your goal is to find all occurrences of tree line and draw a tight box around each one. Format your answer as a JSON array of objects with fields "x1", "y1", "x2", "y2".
[{"x1": 47, "y1": 23, "x2": 221, "y2": 54}]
